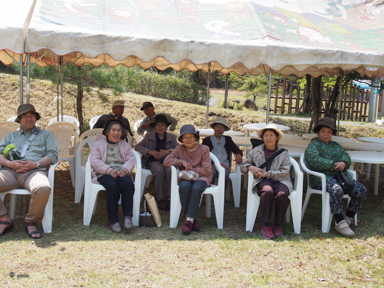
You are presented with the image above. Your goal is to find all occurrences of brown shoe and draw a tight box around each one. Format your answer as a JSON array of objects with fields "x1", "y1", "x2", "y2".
[
  {"x1": 192, "y1": 219, "x2": 201, "y2": 232},
  {"x1": 182, "y1": 220, "x2": 193, "y2": 235},
  {"x1": 335, "y1": 220, "x2": 354, "y2": 237}
]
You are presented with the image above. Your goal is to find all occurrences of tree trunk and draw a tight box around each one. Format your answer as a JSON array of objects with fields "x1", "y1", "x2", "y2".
[
  {"x1": 324, "y1": 76, "x2": 340, "y2": 123},
  {"x1": 309, "y1": 76, "x2": 322, "y2": 132},
  {"x1": 77, "y1": 83, "x2": 84, "y2": 134},
  {"x1": 303, "y1": 74, "x2": 312, "y2": 113}
]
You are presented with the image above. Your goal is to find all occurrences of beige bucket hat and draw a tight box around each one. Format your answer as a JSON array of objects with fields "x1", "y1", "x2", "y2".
[
  {"x1": 256, "y1": 123, "x2": 284, "y2": 140},
  {"x1": 210, "y1": 116, "x2": 230, "y2": 131}
]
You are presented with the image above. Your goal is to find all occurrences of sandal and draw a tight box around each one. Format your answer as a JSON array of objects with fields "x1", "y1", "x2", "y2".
[
  {"x1": 0, "y1": 218, "x2": 14, "y2": 237},
  {"x1": 25, "y1": 223, "x2": 42, "y2": 239}
]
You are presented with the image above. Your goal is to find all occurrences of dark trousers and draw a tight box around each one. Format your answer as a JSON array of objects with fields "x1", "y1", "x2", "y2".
[
  {"x1": 256, "y1": 178, "x2": 290, "y2": 226},
  {"x1": 211, "y1": 165, "x2": 230, "y2": 191},
  {"x1": 178, "y1": 180, "x2": 208, "y2": 218},
  {"x1": 98, "y1": 175, "x2": 135, "y2": 223}
]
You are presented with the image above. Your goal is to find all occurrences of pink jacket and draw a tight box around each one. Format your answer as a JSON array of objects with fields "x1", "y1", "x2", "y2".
[
  {"x1": 163, "y1": 144, "x2": 213, "y2": 185},
  {"x1": 90, "y1": 137, "x2": 136, "y2": 184}
]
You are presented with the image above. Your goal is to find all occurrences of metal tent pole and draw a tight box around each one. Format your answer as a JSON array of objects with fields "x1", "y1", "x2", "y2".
[
  {"x1": 18, "y1": 54, "x2": 24, "y2": 215},
  {"x1": 206, "y1": 63, "x2": 211, "y2": 128},
  {"x1": 26, "y1": 53, "x2": 30, "y2": 103},
  {"x1": 56, "y1": 64, "x2": 60, "y2": 122},
  {"x1": 267, "y1": 69, "x2": 272, "y2": 124},
  {"x1": 60, "y1": 57, "x2": 63, "y2": 121}
]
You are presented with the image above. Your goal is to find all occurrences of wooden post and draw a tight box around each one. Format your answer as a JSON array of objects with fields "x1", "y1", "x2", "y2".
[
  {"x1": 274, "y1": 81, "x2": 279, "y2": 113},
  {"x1": 288, "y1": 81, "x2": 293, "y2": 114},
  {"x1": 296, "y1": 84, "x2": 300, "y2": 112},
  {"x1": 281, "y1": 79, "x2": 286, "y2": 114}
]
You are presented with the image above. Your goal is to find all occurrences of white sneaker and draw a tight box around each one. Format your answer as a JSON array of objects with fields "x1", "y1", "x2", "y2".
[{"x1": 335, "y1": 220, "x2": 354, "y2": 237}]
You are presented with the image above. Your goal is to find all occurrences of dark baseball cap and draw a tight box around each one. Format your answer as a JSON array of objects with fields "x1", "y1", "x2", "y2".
[{"x1": 140, "y1": 101, "x2": 154, "y2": 111}]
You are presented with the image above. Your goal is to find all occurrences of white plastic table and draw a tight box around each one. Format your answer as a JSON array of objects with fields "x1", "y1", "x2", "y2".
[
  {"x1": 347, "y1": 151, "x2": 384, "y2": 196},
  {"x1": 357, "y1": 137, "x2": 384, "y2": 145},
  {"x1": 197, "y1": 129, "x2": 245, "y2": 138},
  {"x1": 243, "y1": 123, "x2": 290, "y2": 136},
  {"x1": 302, "y1": 134, "x2": 356, "y2": 143}
]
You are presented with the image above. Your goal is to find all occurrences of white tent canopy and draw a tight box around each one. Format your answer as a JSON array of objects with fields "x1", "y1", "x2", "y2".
[
  {"x1": 2, "y1": 0, "x2": 384, "y2": 78},
  {"x1": 0, "y1": 0, "x2": 36, "y2": 58}
]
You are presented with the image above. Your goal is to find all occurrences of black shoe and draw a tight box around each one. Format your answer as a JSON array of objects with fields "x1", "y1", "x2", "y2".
[{"x1": 158, "y1": 199, "x2": 167, "y2": 210}]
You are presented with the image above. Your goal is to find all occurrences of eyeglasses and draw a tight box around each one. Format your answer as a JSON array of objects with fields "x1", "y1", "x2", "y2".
[{"x1": 20, "y1": 113, "x2": 37, "y2": 119}]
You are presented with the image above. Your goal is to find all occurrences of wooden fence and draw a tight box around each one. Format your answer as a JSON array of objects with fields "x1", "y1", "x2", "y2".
[{"x1": 270, "y1": 79, "x2": 370, "y2": 122}]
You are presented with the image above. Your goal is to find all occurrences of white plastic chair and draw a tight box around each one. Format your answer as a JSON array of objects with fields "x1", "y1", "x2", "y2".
[
  {"x1": 48, "y1": 127, "x2": 79, "y2": 188},
  {"x1": 83, "y1": 150, "x2": 143, "y2": 226},
  {"x1": 48, "y1": 115, "x2": 80, "y2": 128},
  {"x1": 227, "y1": 153, "x2": 241, "y2": 208},
  {"x1": 0, "y1": 121, "x2": 20, "y2": 130},
  {"x1": 0, "y1": 163, "x2": 58, "y2": 233},
  {"x1": 74, "y1": 136, "x2": 98, "y2": 203},
  {"x1": 0, "y1": 127, "x2": 15, "y2": 142},
  {"x1": 134, "y1": 120, "x2": 145, "y2": 142},
  {"x1": 7, "y1": 116, "x2": 17, "y2": 122},
  {"x1": 169, "y1": 153, "x2": 225, "y2": 229},
  {"x1": 133, "y1": 152, "x2": 153, "y2": 196},
  {"x1": 245, "y1": 157, "x2": 303, "y2": 234},
  {"x1": 89, "y1": 115, "x2": 102, "y2": 129},
  {"x1": 300, "y1": 154, "x2": 357, "y2": 233},
  {"x1": 47, "y1": 121, "x2": 80, "y2": 136},
  {"x1": 79, "y1": 129, "x2": 103, "y2": 143}
]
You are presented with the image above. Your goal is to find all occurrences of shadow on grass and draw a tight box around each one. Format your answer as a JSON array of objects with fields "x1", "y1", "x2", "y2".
[{"x1": 1, "y1": 166, "x2": 384, "y2": 248}]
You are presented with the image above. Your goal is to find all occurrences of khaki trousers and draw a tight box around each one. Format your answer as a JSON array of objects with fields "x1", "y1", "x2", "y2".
[
  {"x1": 0, "y1": 168, "x2": 51, "y2": 223},
  {"x1": 148, "y1": 161, "x2": 172, "y2": 201}
]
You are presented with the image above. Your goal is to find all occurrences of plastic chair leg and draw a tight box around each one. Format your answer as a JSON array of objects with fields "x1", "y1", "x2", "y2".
[
  {"x1": 169, "y1": 191, "x2": 182, "y2": 228},
  {"x1": 246, "y1": 192, "x2": 260, "y2": 232},
  {"x1": 301, "y1": 191, "x2": 312, "y2": 221}
]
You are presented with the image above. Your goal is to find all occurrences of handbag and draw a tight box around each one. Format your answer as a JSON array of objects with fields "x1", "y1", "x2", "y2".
[
  {"x1": 178, "y1": 170, "x2": 199, "y2": 181},
  {"x1": 139, "y1": 199, "x2": 156, "y2": 227},
  {"x1": 335, "y1": 169, "x2": 354, "y2": 194}
]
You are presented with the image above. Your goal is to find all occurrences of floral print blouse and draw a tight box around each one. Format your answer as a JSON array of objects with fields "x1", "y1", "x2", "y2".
[{"x1": 304, "y1": 137, "x2": 351, "y2": 187}]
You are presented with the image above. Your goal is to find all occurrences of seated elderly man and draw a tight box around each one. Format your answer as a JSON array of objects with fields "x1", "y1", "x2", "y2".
[
  {"x1": 0, "y1": 104, "x2": 58, "y2": 239},
  {"x1": 94, "y1": 100, "x2": 133, "y2": 138},
  {"x1": 202, "y1": 117, "x2": 243, "y2": 191},
  {"x1": 137, "y1": 101, "x2": 177, "y2": 135}
]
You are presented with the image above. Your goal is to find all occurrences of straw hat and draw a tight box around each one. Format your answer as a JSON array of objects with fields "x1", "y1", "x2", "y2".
[
  {"x1": 256, "y1": 123, "x2": 284, "y2": 140},
  {"x1": 210, "y1": 116, "x2": 230, "y2": 131}
]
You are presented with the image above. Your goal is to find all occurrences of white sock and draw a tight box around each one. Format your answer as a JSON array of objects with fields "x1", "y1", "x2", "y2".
[{"x1": 186, "y1": 217, "x2": 194, "y2": 223}]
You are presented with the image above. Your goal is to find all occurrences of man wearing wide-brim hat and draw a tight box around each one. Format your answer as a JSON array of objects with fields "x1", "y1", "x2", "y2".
[
  {"x1": 93, "y1": 100, "x2": 133, "y2": 138},
  {"x1": 137, "y1": 101, "x2": 178, "y2": 135},
  {"x1": 0, "y1": 104, "x2": 58, "y2": 239},
  {"x1": 135, "y1": 114, "x2": 179, "y2": 210},
  {"x1": 202, "y1": 117, "x2": 243, "y2": 191}
]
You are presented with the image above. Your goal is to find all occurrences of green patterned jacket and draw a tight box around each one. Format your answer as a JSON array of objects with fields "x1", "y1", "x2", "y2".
[{"x1": 304, "y1": 137, "x2": 351, "y2": 187}]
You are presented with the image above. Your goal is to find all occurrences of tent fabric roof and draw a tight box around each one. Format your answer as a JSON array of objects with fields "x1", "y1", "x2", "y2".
[
  {"x1": 0, "y1": 0, "x2": 36, "y2": 56},
  {"x1": 3, "y1": 0, "x2": 384, "y2": 77}
]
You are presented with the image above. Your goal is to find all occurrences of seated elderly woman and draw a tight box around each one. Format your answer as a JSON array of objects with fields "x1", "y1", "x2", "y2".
[
  {"x1": 163, "y1": 124, "x2": 212, "y2": 235},
  {"x1": 135, "y1": 114, "x2": 179, "y2": 210},
  {"x1": 202, "y1": 117, "x2": 242, "y2": 190},
  {"x1": 90, "y1": 119, "x2": 135, "y2": 233},
  {"x1": 240, "y1": 123, "x2": 292, "y2": 240},
  {"x1": 305, "y1": 117, "x2": 367, "y2": 237}
]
